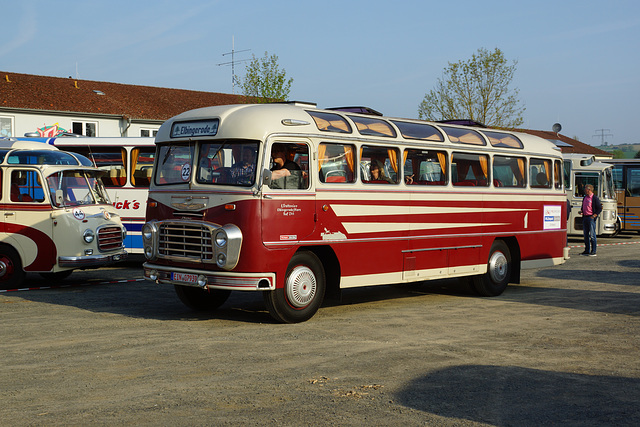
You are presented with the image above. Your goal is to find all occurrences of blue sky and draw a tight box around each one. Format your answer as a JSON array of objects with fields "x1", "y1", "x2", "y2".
[{"x1": 2, "y1": 0, "x2": 639, "y2": 145}]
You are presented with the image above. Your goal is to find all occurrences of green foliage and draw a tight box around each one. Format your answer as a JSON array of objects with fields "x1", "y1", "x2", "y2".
[
  {"x1": 634, "y1": 150, "x2": 640, "y2": 159},
  {"x1": 613, "y1": 149, "x2": 625, "y2": 159},
  {"x1": 418, "y1": 48, "x2": 525, "y2": 128},
  {"x1": 240, "y1": 52, "x2": 293, "y2": 103}
]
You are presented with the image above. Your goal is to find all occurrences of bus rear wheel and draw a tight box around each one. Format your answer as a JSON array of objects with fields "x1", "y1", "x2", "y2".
[
  {"x1": 263, "y1": 251, "x2": 326, "y2": 323},
  {"x1": 174, "y1": 285, "x2": 231, "y2": 311},
  {"x1": 472, "y1": 240, "x2": 511, "y2": 296},
  {"x1": 0, "y1": 247, "x2": 25, "y2": 289}
]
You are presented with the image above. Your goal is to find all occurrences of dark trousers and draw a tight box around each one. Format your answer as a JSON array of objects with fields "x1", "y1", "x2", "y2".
[{"x1": 583, "y1": 215, "x2": 597, "y2": 254}]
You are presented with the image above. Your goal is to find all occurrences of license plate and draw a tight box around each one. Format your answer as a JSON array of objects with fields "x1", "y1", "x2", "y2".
[{"x1": 172, "y1": 272, "x2": 198, "y2": 283}]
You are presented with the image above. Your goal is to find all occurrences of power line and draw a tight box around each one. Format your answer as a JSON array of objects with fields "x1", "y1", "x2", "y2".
[
  {"x1": 592, "y1": 129, "x2": 613, "y2": 146},
  {"x1": 217, "y1": 36, "x2": 250, "y2": 94}
]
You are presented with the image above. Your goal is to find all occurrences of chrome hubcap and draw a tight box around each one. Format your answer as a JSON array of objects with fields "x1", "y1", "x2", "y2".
[
  {"x1": 488, "y1": 251, "x2": 508, "y2": 283},
  {"x1": 286, "y1": 266, "x2": 316, "y2": 308}
]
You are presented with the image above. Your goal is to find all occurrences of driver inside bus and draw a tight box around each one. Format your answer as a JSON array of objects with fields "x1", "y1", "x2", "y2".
[{"x1": 270, "y1": 144, "x2": 302, "y2": 189}]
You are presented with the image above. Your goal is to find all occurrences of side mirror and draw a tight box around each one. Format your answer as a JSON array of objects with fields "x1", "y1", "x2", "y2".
[{"x1": 262, "y1": 169, "x2": 272, "y2": 187}]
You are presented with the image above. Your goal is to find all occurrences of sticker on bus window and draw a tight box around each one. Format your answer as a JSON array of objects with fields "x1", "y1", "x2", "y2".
[
  {"x1": 181, "y1": 163, "x2": 191, "y2": 181},
  {"x1": 543, "y1": 205, "x2": 561, "y2": 230}
]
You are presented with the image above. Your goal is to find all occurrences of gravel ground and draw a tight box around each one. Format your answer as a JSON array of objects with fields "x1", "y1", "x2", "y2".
[{"x1": 1, "y1": 235, "x2": 639, "y2": 426}]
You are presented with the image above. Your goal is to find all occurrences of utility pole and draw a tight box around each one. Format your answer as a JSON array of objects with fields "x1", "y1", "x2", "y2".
[
  {"x1": 217, "y1": 36, "x2": 250, "y2": 94},
  {"x1": 592, "y1": 129, "x2": 613, "y2": 146}
]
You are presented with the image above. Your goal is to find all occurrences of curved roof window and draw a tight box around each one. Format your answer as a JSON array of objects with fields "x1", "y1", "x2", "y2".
[
  {"x1": 440, "y1": 126, "x2": 486, "y2": 145},
  {"x1": 391, "y1": 120, "x2": 444, "y2": 142},
  {"x1": 307, "y1": 111, "x2": 352, "y2": 133},
  {"x1": 349, "y1": 115, "x2": 396, "y2": 137},
  {"x1": 482, "y1": 130, "x2": 523, "y2": 149}
]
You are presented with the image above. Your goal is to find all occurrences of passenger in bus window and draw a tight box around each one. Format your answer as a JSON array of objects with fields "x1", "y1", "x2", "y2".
[
  {"x1": 231, "y1": 146, "x2": 256, "y2": 185},
  {"x1": 369, "y1": 161, "x2": 394, "y2": 184}
]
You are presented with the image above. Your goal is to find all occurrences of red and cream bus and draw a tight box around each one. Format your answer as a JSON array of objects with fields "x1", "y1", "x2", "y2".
[
  {"x1": 0, "y1": 139, "x2": 127, "y2": 288},
  {"x1": 142, "y1": 103, "x2": 569, "y2": 322}
]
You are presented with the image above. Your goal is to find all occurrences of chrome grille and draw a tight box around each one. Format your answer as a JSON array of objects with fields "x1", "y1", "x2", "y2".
[
  {"x1": 98, "y1": 226, "x2": 123, "y2": 252},
  {"x1": 158, "y1": 222, "x2": 213, "y2": 260}
]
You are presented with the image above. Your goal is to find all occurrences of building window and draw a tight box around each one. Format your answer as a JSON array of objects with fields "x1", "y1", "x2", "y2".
[
  {"x1": 72, "y1": 121, "x2": 97, "y2": 137},
  {"x1": 0, "y1": 116, "x2": 14, "y2": 137},
  {"x1": 140, "y1": 129, "x2": 158, "y2": 137}
]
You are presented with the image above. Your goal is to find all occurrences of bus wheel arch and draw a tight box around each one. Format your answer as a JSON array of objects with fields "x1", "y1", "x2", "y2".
[
  {"x1": 263, "y1": 249, "x2": 326, "y2": 323},
  {"x1": 473, "y1": 239, "x2": 515, "y2": 296},
  {"x1": 0, "y1": 244, "x2": 26, "y2": 289}
]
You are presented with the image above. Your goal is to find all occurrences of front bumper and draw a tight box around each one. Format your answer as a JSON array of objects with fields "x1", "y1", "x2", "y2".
[
  {"x1": 59, "y1": 250, "x2": 128, "y2": 268},
  {"x1": 143, "y1": 262, "x2": 275, "y2": 291}
]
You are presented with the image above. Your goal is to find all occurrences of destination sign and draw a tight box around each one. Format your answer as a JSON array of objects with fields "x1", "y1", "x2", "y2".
[{"x1": 171, "y1": 119, "x2": 219, "y2": 138}]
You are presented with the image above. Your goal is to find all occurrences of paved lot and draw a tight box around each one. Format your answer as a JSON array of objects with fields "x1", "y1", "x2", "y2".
[{"x1": 1, "y1": 234, "x2": 639, "y2": 426}]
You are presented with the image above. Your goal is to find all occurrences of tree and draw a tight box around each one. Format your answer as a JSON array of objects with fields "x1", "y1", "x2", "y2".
[
  {"x1": 240, "y1": 52, "x2": 293, "y2": 103},
  {"x1": 418, "y1": 48, "x2": 525, "y2": 128}
]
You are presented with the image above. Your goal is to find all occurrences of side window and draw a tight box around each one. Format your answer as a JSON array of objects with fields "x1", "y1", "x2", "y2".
[
  {"x1": 492, "y1": 156, "x2": 526, "y2": 188},
  {"x1": 530, "y1": 158, "x2": 552, "y2": 189},
  {"x1": 269, "y1": 143, "x2": 309, "y2": 189},
  {"x1": 131, "y1": 147, "x2": 155, "y2": 188},
  {"x1": 360, "y1": 145, "x2": 399, "y2": 184},
  {"x1": 65, "y1": 146, "x2": 127, "y2": 188},
  {"x1": 10, "y1": 170, "x2": 45, "y2": 203},
  {"x1": 451, "y1": 153, "x2": 489, "y2": 186},
  {"x1": 554, "y1": 160, "x2": 563, "y2": 190},
  {"x1": 404, "y1": 149, "x2": 447, "y2": 185},
  {"x1": 318, "y1": 143, "x2": 356, "y2": 184},
  {"x1": 627, "y1": 168, "x2": 640, "y2": 197},
  {"x1": 575, "y1": 173, "x2": 599, "y2": 197}
]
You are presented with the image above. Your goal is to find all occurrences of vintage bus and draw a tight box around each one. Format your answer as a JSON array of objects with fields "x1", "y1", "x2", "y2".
[
  {"x1": 563, "y1": 153, "x2": 619, "y2": 236},
  {"x1": 604, "y1": 159, "x2": 640, "y2": 233},
  {"x1": 142, "y1": 103, "x2": 569, "y2": 323},
  {"x1": 0, "y1": 139, "x2": 127, "y2": 288},
  {"x1": 16, "y1": 136, "x2": 155, "y2": 253}
]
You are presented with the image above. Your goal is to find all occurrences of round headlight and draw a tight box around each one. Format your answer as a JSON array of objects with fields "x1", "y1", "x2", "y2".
[
  {"x1": 83, "y1": 229, "x2": 95, "y2": 244},
  {"x1": 144, "y1": 246, "x2": 153, "y2": 260},
  {"x1": 216, "y1": 253, "x2": 227, "y2": 267},
  {"x1": 142, "y1": 224, "x2": 153, "y2": 241},
  {"x1": 215, "y1": 231, "x2": 227, "y2": 248}
]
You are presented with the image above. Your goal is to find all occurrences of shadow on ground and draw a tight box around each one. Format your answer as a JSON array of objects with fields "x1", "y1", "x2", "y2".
[{"x1": 396, "y1": 365, "x2": 640, "y2": 425}]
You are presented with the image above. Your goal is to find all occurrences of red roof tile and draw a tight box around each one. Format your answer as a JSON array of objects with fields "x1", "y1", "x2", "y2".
[
  {"x1": 516, "y1": 129, "x2": 611, "y2": 157},
  {"x1": 1, "y1": 70, "x2": 245, "y2": 120}
]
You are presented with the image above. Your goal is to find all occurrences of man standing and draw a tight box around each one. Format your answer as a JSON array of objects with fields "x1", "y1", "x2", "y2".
[{"x1": 578, "y1": 184, "x2": 603, "y2": 256}]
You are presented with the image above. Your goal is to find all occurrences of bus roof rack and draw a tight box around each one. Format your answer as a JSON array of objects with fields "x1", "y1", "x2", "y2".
[{"x1": 327, "y1": 106, "x2": 383, "y2": 116}]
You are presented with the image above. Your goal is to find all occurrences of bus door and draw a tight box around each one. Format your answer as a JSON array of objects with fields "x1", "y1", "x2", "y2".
[
  {"x1": 622, "y1": 166, "x2": 640, "y2": 231},
  {"x1": 4, "y1": 168, "x2": 54, "y2": 270},
  {"x1": 261, "y1": 140, "x2": 315, "y2": 245},
  {"x1": 572, "y1": 171, "x2": 600, "y2": 232}
]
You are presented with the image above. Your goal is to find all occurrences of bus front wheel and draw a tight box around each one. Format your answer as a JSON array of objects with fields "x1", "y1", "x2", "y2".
[
  {"x1": 174, "y1": 285, "x2": 231, "y2": 311},
  {"x1": 263, "y1": 251, "x2": 326, "y2": 323},
  {"x1": 472, "y1": 240, "x2": 511, "y2": 296},
  {"x1": 0, "y1": 246, "x2": 25, "y2": 289}
]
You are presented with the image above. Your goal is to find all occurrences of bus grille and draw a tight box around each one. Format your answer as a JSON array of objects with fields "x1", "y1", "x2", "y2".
[
  {"x1": 158, "y1": 222, "x2": 213, "y2": 260},
  {"x1": 98, "y1": 226, "x2": 123, "y2": 252}
]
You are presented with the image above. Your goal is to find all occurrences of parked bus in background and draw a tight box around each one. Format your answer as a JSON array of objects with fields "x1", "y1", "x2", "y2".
[
  {"x1": 141, "y1": 103, "x2": 569, "y2": 323},
  {"x1": 0, "y1": 139, "x2": 127, "y2": 288},
  {"x1": 603, "y1": 159, "x2": 640, "y2": 233},
  {"x1": 563, "y1": 153, "x2": 619, "y2": 236},
  {"x1": 16, "y1": 136, "x2": 154, "y2": 253}
]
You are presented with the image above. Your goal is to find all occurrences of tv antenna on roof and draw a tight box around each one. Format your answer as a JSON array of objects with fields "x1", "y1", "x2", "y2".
[{"x1": 217, "y1": 36, "x2": 251, "y2": 94}]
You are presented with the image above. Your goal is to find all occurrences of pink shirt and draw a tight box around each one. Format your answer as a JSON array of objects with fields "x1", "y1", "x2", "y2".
[{"x1": 582, "y1": 193, "x2": 593, "y2": 216}]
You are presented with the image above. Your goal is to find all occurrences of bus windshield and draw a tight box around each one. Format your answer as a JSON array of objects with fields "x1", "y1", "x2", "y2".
[
  {"x1": 47, "y1": 170, "x2": 111, "y2": 207},
  {"x1": 196, "y1": 141, "x2": 258, "y2": 186}
]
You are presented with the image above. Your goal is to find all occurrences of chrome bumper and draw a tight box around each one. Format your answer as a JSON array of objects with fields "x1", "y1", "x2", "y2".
[
  {"x1": 143, "y1": 262, "x2": 275, "y2": 291},
  {"x1": 59, "y1": 250, "x2": 128, "y2": 268}
]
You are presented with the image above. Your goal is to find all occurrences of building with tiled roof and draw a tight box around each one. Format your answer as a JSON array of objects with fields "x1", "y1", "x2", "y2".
[
  {"x1": 515, "y1": 129, "x2": 612, "y2": 159},
  {"x1": 0, "y1": 71, "x2": 244, "y2": 138}
]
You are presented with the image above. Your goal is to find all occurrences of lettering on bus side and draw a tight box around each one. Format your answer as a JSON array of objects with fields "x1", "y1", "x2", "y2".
[{"x1": 112, "y1": 200, "x2": 141, "y2": 210}]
